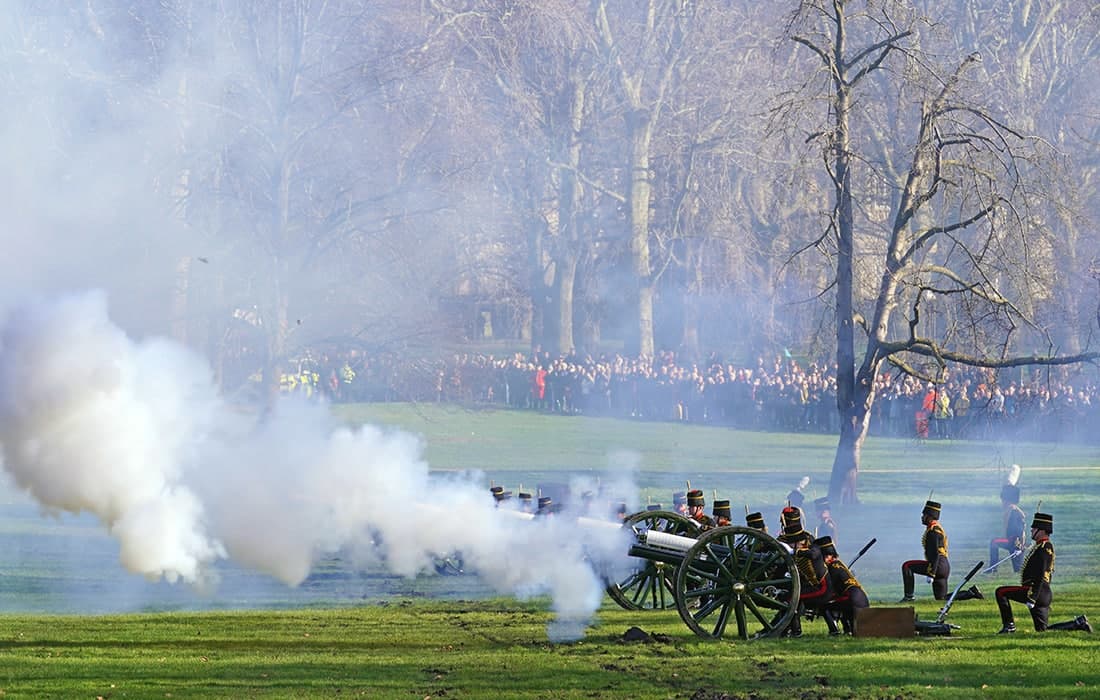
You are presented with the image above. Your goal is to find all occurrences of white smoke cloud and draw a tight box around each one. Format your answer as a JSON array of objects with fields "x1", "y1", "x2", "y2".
[{"x1": 0, "y1": 291, "x2": 631, "y2": 637}]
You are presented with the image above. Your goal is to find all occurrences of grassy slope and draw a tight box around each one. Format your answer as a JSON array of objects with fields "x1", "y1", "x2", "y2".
[{"x1": 0, "y1": 403, "x2": 1095, "y2": 698}]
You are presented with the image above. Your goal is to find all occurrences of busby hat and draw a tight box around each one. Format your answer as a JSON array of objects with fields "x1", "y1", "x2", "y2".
[
  {"x1": 490, "y1": 485, "x2": 504, "y2": 496},
  {"x1": 786, "y1": 490, "x2": 805, "y2": 508},
  {"x1": 782, "y1": 510, "x2": 804, "y2": 535},
  {"x1": 537, "y1": 496, "x2": 553, "y2": 510},
  {"x1": 518, "y1": 492, "x2": 533, "y2": 501},
  {"x1": 673, "y1": 491, "x2": 687, "y2": 506},
  {"x1": 780, "y1": 506, "x2": 801, "y2": 526},
  {"x1": 1000, "y1": 484, "x2": 1020, "y2": 505},
  {"x1": 712, "y1": 499, "x2": 731, "y2": 519},
  {"x1": 687, "y1": 489, "x2": 705, "y2": 507},
  {"x1": 646, "y1": 503, "x2": 663, "y2": 511},
  {"x1": 922, "y1": 500, "x2": 941, "y2": 519},
  {"x1": 1031, "y1": 512, "x2": 1053, "y2": 533},
  {"x1": 814, "y1": 535, "x2": 836, "y2": 556},
  {"x1": 746, "y1": 511, "x2": 766, "y2": 530},
  {"x1": 813, "y1": 496, "x2": 830, "y2": 512}
]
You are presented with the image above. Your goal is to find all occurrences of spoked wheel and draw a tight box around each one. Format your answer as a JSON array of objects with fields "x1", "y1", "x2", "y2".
[
  {"x1": 674, "y1": 526, "x2": 799, "y2": 640},
  {"x1": 605, "y1": 510, "x2": 700, "y2": 610}
]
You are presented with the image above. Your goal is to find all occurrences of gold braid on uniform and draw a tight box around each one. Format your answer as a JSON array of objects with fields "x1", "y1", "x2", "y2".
[
  {"x1": 829, "y1": 560, "x2": 859, "y2": 591},
  {"x1": 922, "y1": 523, "x2": 949, "y2": 558},
  {"x1": 794, "y1": 551, "x2": 820, "y2": 586},
  {"x1": 1020, "y1": 541, "x2": 1054, "y2": 586}
]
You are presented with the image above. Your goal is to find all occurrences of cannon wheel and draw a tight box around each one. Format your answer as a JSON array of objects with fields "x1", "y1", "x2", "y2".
[
  {"x1": 674, "y1": 526, "x2": 799, "y2": 640},
  {"x1": 605, "y1": 510, "x2": 700, "y2": 611}
]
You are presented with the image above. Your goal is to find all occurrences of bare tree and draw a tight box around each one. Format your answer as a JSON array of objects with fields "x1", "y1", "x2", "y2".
[{"x1": 782, "y1": 0, "x2": 1099, "y2": 503}]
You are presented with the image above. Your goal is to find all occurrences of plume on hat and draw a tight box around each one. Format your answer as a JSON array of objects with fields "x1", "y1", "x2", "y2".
[
  {"x1": 1007, "y1": 464, "x2": 1021, "y2": 486},
  {"x1": 798, "y1": 476, "x2": 810, "y2": 491}
]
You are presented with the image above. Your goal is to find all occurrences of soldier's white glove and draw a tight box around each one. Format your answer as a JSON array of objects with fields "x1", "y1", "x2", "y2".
[
  {"x1": 926, "y1": 577, "x2": 933, "y2": 583},
  {"x1": 1026, "y1": 601, "x2": 1035, "y2": 609}
]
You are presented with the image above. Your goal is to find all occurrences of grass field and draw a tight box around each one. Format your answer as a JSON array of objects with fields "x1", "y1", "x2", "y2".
[{"x1": 0, "y1": 403, "x2": 1096, "y2": 698}]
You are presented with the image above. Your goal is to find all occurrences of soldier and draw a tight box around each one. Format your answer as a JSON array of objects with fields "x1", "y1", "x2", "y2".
[
  {"x1": 712, "y1": 499, "x2": 732, "y2": 527},
  {"x1": 901, "y1": 500, "x2": 983, "y2": 602},
  {"x1": 518, "y1": 492, "x2": 534, "y2": 514},
  {"x1": 686, "y1": 489, "x2": 715, "y2": 528},
  {"x1": 820, "y1": 536, "x2": 869, "y2": 635},
  {"x1": 493, "y1": 489, "x2": 513, "y2": 506},
  {"x1": 777, "y1": 513, "x2": 829, "y2": 636},
  {"x1": 673, "y1": 491, "x2": 688, "y2": 516},
  {"x1": 746, "y1": 511, "x2": 768, "y2": 533},
  {"x1": 778, "y1": 506, "x2": 811, "y2": 548},
  {"x1": 989, "y1": 469, "x2": 1026, "y2": 573},
  {"x1": 996, "y1": 512, "x2": 1092, "y2": 634},
  {"x1": 814, "y1": 496, "x2": 838, "y2": 544},
  {"x1": 535, "y1": 496, "x2": 553, "y2": 517},
  {"x1": 785, "y1": 476, "x2": 810, "y2": 521}
]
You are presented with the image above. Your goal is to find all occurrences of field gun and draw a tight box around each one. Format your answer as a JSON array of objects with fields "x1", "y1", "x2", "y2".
[{"x1": 605, "y1": 510, "x2": 801, "y2": 640}]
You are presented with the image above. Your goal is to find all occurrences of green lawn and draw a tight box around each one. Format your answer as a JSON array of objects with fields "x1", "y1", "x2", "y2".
[
  {"x1": 0, "y1": 598, "x2": 1095, "y2": 699},
  {"x1": 0, "y1": 403, "x2": 1096, "y2": 698}
]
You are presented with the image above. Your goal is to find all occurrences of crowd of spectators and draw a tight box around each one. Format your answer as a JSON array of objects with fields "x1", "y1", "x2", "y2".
[{"x1": 286, "y1": 348, "x2": 1100, "y2": 446}]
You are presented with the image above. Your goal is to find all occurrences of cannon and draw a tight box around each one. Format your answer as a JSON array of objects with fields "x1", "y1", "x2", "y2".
[
  {"x1": 606, "y1": 512, "x2": 801, "y2": 640},
  {"x1": 604, "y1": 510, "x2": 700, "y2": 611}
]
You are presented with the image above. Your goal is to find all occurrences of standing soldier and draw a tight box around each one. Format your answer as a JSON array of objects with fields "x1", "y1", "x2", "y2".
[
  {"x1": 672, "y1": 491, "x2": 688, "y2": 516},
  {"x1": 746, "y1": 511, "x2": 768, "y2": 533},
  {"x1": 820, "y1": 536, "x2": 869, "y2": 635},
  {"x1": 901, "y1": 500, "x2": 983, "y2": 602},
  {"x1": 518, "y1": 492, "x2": 534, "y2": 514},
  {"x1": 814, "y1": 496, "x2": 838, "y2": 544},
  {"x1": 712, "y1": 499, "x2": 732, "y2": 527},
  {"x1": 995, "y1": 512, "x2": 1092, "y2": 634},
  {"x1": 686, "y1": 489, "x2": 715, "y2": 528},
  {"x1": 989, "y1": 467, "x2": 1026, "y2": 573},
  {"x1": 785, "y1": 476, "x2": 811, "y2": 520}
]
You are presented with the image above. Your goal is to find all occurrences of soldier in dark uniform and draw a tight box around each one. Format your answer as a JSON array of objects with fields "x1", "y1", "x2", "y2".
[
  {"x1": 712, "y1": 499, "x2": 732, "y2": 527},
  {"x1": 820, "y1": 536, "x2": 869, "y2": 635},
  {"x1": 493, "y1": 489, "x2": 513, "y2": 506},
  {"x1": 989, "y1": 483, "x2": 1026, "y2": 573},
  {"x1": 996, "y1": 512, "x2": 1092, "y2": 634},
  {"x1": 901, "y1": 500, "x2": 983, "y2": 602},
  {"x1": 778, "y1": 506, "x2": 810, "y2": 546},
  {"x1": 746, "y1": 511, "x2": 768, "y2": 533},
  {"x1": 535, "y1": 496, "x2": 553, "y2": 517},
  {"x1": 814, "y1": 497, "x2": 838, "y2": 544},
  {"x1": 686, "y1": 489, "x2": 715, "y2": 528},
  {"x1": 776, "y1": 514, "x2": 831, "y2": 636}
]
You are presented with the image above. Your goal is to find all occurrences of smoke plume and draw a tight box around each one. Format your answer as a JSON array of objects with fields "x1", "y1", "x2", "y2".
[{"x1": 0, "y1": 291, "x2": 629, "y2": 638}]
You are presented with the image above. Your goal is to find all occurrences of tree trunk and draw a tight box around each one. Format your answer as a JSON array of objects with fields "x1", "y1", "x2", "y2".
[
  {"x1": 627, "y1": 111, "x2": 655, "y2": 357},
  {"x1": 557, "y1": 252, "x2": 578, "y2": 354}
]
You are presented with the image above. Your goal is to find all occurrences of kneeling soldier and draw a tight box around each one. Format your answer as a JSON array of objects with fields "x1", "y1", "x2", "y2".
[
  {"x1": 820, "y1": 537, "x2": 869, "y2": 635},
  {"x1": 901, "y1": 499, "x2": 983, "y2": 602},
  {"x1": 995, "y1": 512, "x2": 1092, "y2": 634}
]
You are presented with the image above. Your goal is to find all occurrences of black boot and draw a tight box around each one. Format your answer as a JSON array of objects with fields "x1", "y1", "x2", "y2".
[
  {"x1": 1048, "y1": 616, "x2": 1092, "y2": 632},
  {"x1": 997, "y1": 622, "x2": 1016, "y2": 634},
  {"x1": 955, "y1": 585, "x2": 984, "y2": 601}
]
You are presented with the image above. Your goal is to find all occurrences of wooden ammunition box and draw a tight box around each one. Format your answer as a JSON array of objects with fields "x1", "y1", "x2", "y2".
[{"x1": 854, "y1": 607, "x2": 916, "y2": 637}]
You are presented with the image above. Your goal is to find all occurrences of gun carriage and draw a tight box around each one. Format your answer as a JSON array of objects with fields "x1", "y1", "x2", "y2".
[{"x1": 606, "y1": 511, "x2": 801, "y2": 639}]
